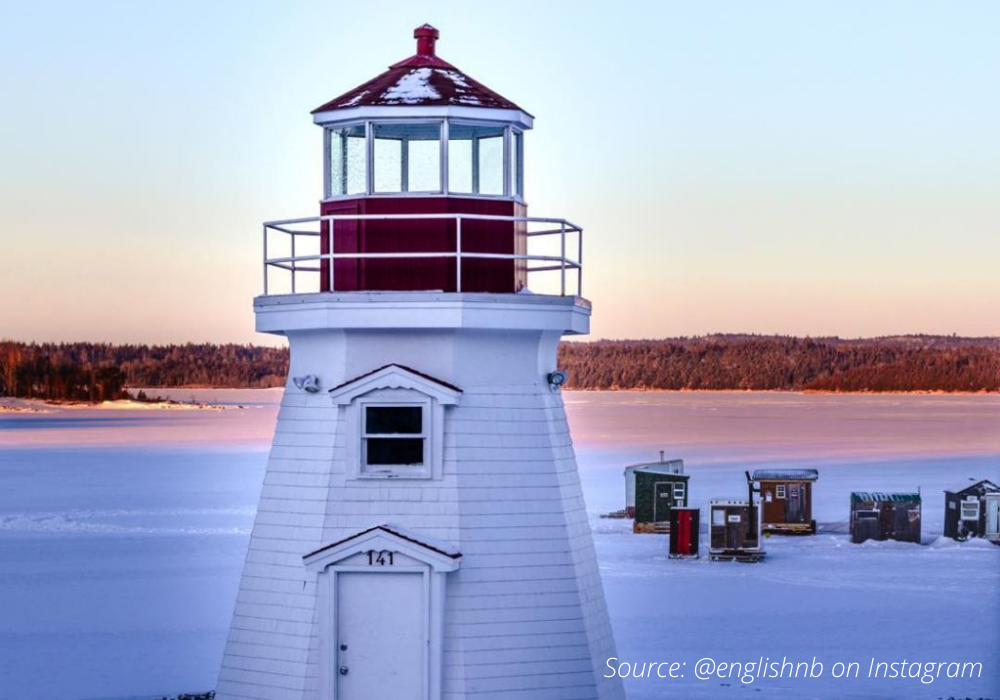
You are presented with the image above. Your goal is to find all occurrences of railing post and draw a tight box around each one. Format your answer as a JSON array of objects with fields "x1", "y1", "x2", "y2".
[
  {"x1": 329, "y1": 219, "x2": 335, "y2": 293},
  {"x1": 290, "y1": 229, "x2": 296, "y2": 295},
  {"x1": 560, "y1": 221, "x2": 566, "y2": 296},
  {"x1": 578, "y1": 227, "x2": 583, "y2": 297},
  {"x1": 262, "y1": 225, "x2": 268, "y2": 295},
  {"x1": 455, "y1": 217, "x2": 462, "y2": 292}
]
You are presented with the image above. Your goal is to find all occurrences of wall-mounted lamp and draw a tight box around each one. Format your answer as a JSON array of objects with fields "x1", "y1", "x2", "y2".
[
  {"x1": 293, "y1": 375, "x2": 321, "y2": 393},
  {"x1": 547, "y1": 370, "x2": 568, "y2": 392}
]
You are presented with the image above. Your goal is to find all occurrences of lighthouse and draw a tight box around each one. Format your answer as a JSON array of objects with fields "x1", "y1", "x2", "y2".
[{"x1": 217, "y1": 25, "x2": 624, "y2": 700}]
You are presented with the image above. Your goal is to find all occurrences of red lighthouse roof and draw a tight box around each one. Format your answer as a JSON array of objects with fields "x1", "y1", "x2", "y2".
[{"x1": 312, "y1": 25, "x2": 525, "y2": 114}]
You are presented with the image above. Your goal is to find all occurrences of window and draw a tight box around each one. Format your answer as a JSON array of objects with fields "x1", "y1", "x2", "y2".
[
  {"x1": 511, "y1": 129, "x2": 523, "y2": 197},
  {"x1": 447, "y1": 123, "x2": 505, "y2": 195},
  {"x1": 362, "y1": 404, "x2": 427, "y2": 473},
  {"x1": 330, "y1": 365, "x2": 461, "y2": 481},
  {"x1": 672, "y1": 483, "x2": 686, "y2": 501},
  {"x1": 776, "y1": 485, "x2": 786, "y2": 499},
  {"x1": 328, "y1": 124, "x2": 367, "y2": 196},
  {"x1": 373, "y1": 122, "x2": 442, "y2": 193},
  {"x1": 961, "y1": 500, "x2": 980, "y2": 521}
]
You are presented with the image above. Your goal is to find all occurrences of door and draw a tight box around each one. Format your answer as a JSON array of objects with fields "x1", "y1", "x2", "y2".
[
  {"x1": 854, "y1": 511, "x2": 880, "y2": 543},
  {"x1": 653, "y1": 481, "x2": 673, "y2": 522},
  {"x1": 985, "y1": 496, "x2": 1000, "y2": 538},
  {"x1": 785, "y1": 483, "x2": 804, "y2": 523},
  {"x1": 337, "y1": 572, "x2": 425, "y2": 700}
]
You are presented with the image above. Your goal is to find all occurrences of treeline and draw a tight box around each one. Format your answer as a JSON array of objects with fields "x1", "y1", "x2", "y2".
[
  {"x1": 0, "y1": 342, "x2": 287, "y2": 401},
  {"x1": 559, "y1": 335, "x2": 1000, "y2": 392},
  {"x1": 1, "y1": 336, "x2": 998, "y2": 401}
]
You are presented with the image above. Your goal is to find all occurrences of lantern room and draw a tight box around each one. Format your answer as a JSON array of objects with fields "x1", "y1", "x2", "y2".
[{"x1": 262, "y1": 25, "x2": 581, "y2": 297}]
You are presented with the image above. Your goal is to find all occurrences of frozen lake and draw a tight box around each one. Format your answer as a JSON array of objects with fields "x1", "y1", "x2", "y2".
[{"x1": 1, "y1": 391, "x2": 998, "y2": 700}]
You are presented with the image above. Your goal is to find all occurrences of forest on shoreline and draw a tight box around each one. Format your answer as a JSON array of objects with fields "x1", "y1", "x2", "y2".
[{"x1": 1, "y1": 335, "x2": 997, "y2": 401}]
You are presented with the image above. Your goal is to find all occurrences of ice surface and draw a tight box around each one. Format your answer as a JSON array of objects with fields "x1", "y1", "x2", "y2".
[{"x1": 0, "y1": 390, "x2": 997, "y2": 699}]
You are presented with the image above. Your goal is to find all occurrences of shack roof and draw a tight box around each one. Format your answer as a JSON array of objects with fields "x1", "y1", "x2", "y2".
[
  {"x1": 949, "y1": 479, "x2": 1000, "y2": 498},
  {"x1": 751, "y1": 468, "x2": 819, "y2": 482},
  {"x1": 624, "y1": 460, "x2": 685, "y2": 477},
  {"x1": 851, "y1": 492, "x2": 921, "y2": 503}
]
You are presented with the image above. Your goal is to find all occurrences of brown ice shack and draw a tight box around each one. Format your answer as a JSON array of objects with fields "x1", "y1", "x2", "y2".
[
  {"x1": 850, "y1": 492, "x2": 922, "y2": 544},
  {"x1": 751, "y1": 468, "x2": 819, "y2": 534}
]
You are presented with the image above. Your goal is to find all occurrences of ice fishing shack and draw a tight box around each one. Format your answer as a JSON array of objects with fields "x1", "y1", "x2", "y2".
[
  {"x1": 850, "y1": 492, "x2": 922, "y2": 544},
  {"x1": 625, "y1": 453, "x2": 689, "y2": 533},
  {"x1": 943, "y1": 479, "x2": 1000, "y2": 543},
  {"x1": 751, "y1": 468, "x2": 819, "y2": 534},
  {"x1": 709, "y1": 499, "x2": 764, "y2": 561}
]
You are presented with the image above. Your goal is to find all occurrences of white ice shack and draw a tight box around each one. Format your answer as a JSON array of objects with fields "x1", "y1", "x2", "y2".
[{"x1": 215, "y1": 26, "x2": 624, "y2": 700}]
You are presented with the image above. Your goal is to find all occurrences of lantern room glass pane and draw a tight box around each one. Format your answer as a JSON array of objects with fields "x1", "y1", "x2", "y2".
[
  {"x1": 448, "y1": 123, "x2": 505, "y2": 195},
  {"x1": 373, "y1": 122, "x2": 442, "y2": 193},
  {"x1": 512, "y1": 130, "x2": 524, "y2": 197},
  {"x1": 328, "y1": 125, "x2": 366, "y2": 196}
]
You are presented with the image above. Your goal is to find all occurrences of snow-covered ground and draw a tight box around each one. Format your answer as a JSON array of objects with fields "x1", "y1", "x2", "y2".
[{"x1": 0, "y1": 391, "x2": 997, "y2": 700}]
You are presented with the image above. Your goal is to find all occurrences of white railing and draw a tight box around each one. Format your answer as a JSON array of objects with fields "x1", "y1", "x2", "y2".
[{"x1": 262, "y1": 213, "x2": 583, "y2": 297}]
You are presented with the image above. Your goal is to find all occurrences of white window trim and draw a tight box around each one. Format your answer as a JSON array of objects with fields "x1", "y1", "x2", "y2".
[
  {"x1": 776, "y1": 485, "x2": 787, "y2": 499},
  {"x1": 323, "y1": 117, "x2": 527, "y2": 202},
  {"x1": 960, "y1": 499, "x2": 980, "y2": 521},
  {"x1": 672, "y1": 482, "x2": 686, "y2": 501},
  {"x1": 360, "y1": 397, "x2": 431, "y2": 477},
  {"x1": 330, "y1": 365, "x2": 461, "y2": 482}
]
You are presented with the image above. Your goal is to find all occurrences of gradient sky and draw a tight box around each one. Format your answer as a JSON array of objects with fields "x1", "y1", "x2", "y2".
[{"x1": 1, "y1": 1, "x2": 997, "y2": 345}]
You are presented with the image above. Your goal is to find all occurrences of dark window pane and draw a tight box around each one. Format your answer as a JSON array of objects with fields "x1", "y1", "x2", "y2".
[
  {"x1": 366, "y1": 438, "x2": 424, "y2": 465},
  {"x1": 366, "y1": 406, "x2": 422, "y2": 434}
]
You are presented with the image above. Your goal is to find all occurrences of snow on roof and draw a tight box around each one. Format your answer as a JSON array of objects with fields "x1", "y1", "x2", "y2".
[
  {"x1": 312, "y1": 26, "x2": 524, "y2": 114},
  {"x1": 624, "y1": 459, "x2": 684, "y2": 476},
  {"x1": 851, "y1": 492, "x2": 921, "y2": 503},
  {"x1": 751, "y1": 468, "x2": 819, "y2": 481},
  {"x1": 950, "y1": 479, "x2": 1000, "y2": 497}
]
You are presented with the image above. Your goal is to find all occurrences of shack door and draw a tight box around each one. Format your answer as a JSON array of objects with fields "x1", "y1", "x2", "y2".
[
  {"x1": 785, "y1": 483, "x2": 804, "y2": 523},
  {"x1": 854, "y1": 511, "x2": 880, "y2": 543},
  {"x1": 986, "y1": 496, "x2": 1000, "y2": 538},
  {"x1": 726, "y1": 508, "x2": 748, "y2": 548},
  {"x1": 337, "y1": 572, "x2": 424, "y2": 700},
  {"x1": 653, "y1": 481, "x2": 673, "y2": 522}
]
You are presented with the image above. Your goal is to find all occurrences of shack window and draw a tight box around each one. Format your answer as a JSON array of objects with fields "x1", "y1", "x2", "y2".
[
  {"x1": 712, "y1": 510, "x2": 725, "y2": 526},
  {"x1": 960, "y1": 501, "x2": 980, "y2": 521},
  {"x1": 672, "y1": 483, "x2": 686, "y2": 501},
  {"x1": 362, "y1": 404, "x2": 428, "y2": 474},
  {"x1": 776, "y1": 485, "x2": 786, "y2": 499}
]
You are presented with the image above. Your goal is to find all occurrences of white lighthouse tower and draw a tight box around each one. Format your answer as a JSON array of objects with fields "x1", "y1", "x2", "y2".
[{"x1": 217, "y1": 25, "x2": 624, "y2": 700}]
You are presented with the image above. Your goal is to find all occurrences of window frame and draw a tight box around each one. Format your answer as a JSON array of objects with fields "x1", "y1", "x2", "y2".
[
  {"x1": 672, "y1": 482, "x2": 686, "y2": 502},
  {"x1": 776, "y1": 484, "x2": 787, "y2": 499},
  {"x1": 360, "y1": 400, "x2": 430, "y2": 474},
  {"x1": 323, "y1": 118, "x2": 524, "y2": 202},
  {"x1": 960, "y1": 499, "x2": 980, "y2": 521}
]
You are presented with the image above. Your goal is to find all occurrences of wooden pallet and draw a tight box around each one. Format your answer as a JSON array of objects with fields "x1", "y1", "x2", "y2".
[
  {"x1": 633, "y1": 521, "x2": 671, "y2": 534},
  {"x1": 709, "y1": 549, "x2": 766, "y2": 563}
]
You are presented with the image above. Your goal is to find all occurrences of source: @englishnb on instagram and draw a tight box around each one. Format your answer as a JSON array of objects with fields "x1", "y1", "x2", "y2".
[{"x1": 605, "y1": 657, "x2": 984, "y2": 685}]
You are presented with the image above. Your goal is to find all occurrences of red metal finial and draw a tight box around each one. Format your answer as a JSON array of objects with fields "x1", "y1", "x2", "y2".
[{"x1": 414, "y1": 24, "x2": 439, "y2": 56}]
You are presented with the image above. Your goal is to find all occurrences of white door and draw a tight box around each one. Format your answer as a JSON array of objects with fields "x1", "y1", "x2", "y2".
[
  {"x1": 337, "y1": 572, "x2": 425, "y2": 700},
  {"x1": 986, "y1": 496, "x2": 1000, "y2": 538}
]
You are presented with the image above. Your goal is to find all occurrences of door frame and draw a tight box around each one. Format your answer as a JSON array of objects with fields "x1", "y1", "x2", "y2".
[{"x1": 304, "y1": 525, "x2": 461, "y2": 700}]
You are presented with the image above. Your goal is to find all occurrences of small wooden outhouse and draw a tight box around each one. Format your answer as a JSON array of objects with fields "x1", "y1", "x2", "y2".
[
  {"x1": 669, "y1": 507, "x2": 700, "y2": 558},
  {"x1": 631, "y1": 464, "x2": 690, "y2": 534},
  {"x1": 709, "y1": 499, "x2": 764, "y2": 561},
  {"x1": 850, "y1": 492, "x2": 922, "y2": 544},
  {"x1": 944, "y1": 479, "x2": 1000, "y2": 543},
  {"x1": 751, "y1": 468, "x2": 818, "y2": 534}
]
